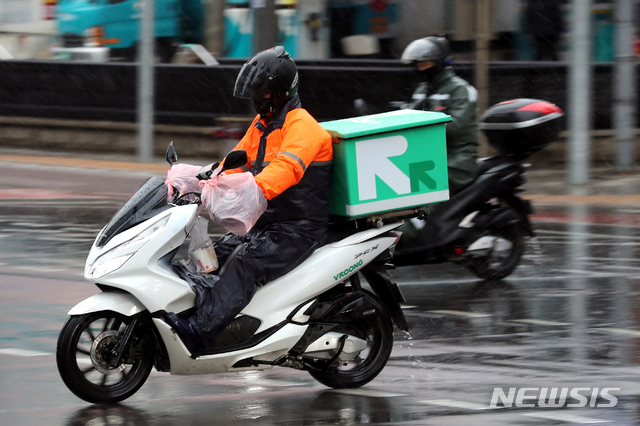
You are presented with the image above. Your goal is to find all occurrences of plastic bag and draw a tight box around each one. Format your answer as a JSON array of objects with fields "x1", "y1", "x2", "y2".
[
  {"x1": 165, "y1": 163, "x2": 203, "y2": 199},
  {"x1": 200, "y1": 172, "x2": 268, "y2": 236},
  {"x1": 188, "y1": 217, "x2": 218, "y2": 273}
]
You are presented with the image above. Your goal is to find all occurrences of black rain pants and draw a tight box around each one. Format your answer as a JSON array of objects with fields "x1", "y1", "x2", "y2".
[{"x1": 188, "y1": 221, "x2": 321, "y2": 346}]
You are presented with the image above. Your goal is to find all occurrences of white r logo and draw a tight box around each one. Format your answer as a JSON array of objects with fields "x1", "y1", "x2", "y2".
[{"x1": 355, "y1": 136, "x2": 411, "y2": 201}]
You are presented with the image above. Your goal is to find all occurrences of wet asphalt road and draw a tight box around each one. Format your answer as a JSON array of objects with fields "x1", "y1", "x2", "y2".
[{"x1": 2, "y1": 160, "x2": 640, "y2": 425}]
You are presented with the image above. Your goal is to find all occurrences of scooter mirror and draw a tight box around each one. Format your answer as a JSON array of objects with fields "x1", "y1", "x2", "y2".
[
  {"x1": 222, "y1": 150, "x2": 248, "y2": 171},
  {"x1": 165, "y1": 141, "x2": 178, "y2": 166}
]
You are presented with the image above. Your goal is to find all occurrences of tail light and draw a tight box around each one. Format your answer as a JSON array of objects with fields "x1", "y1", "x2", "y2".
[{"x1": 387, "y1": 230, "x2": 403, "y2": 258}]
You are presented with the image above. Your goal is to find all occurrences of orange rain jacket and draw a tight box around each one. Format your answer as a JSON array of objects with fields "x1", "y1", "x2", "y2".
[{"x1": 227, "y1": 96, "x2": 333, "y2": 234}]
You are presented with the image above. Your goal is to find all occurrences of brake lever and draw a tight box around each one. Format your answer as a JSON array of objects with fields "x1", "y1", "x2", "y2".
[{"x1": 170, "y1": 186, "x2": 180, "y2": 204}]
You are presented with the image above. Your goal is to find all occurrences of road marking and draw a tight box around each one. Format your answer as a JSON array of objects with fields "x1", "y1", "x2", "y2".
[
  {"x1": 420, "y1": 399, "x2": 501, "y2": 410},
  {"x1": 399, "y1": 279, "x2": 487, "y2": 285},
  {"x1": 527, "y1": 193, "x2": 640, "y2": 205},
  {"x1": 331, "y1": 389, "x2": 407, "y2": 398},
  {"x1": 534, "y1": 241, "x2": 640, "y2": 246},
  {"x1": 0, "y1": 348, "x2": 52, "y2": 357},
  {"x1": 401, "y1": 305, "x2": 417, "y2": 309},
  {"x1": 0, "y1": 154, "x2": 169, "y2": 173},
  {"x1": 143, "y1": 387, "x2": 318, "y2": 404},
  {"x1": 578, "y1": 257, "x2": 640, "y2": 262},
  {"x1": 536, "y1": 230, "x2": 640, "y2": 241},
  {"x1": 398, "y1": 271, "x2": 638, "y2": 286},
  {"x1": 427, "y1": 310, "x2": 491, "y2": 318},
  {"x1": 522, "y1": 412, "x2": 610, "y2": 423},
  {"x1": 553, "y1": 268, "x2": 637, "y2": 277},
  {"x1": 510, "y1": 319, "x2": 571, "y2": 326},
  {"x1": 12, "y1": 266, "x2": 65, "y2": 273},
  {"x1": 3, "y1": 266, "x2": 84, "y2": 277},
  {"x1": 598, "y1": 265, "x2": 640, "y2": 271},
  {"x1": 243, "y1": 379, "x2": 305, "y2": 387},
  {"x1": 589, "y1": 243, "x2": 640, "y2": 246},
  {"x1": 591, "y1": 327, "x2": 640, "y2": 337},
  {"x1": 37, "y1": 237, "x2": 92, "y2": 243},
  {"x1": 202, "y1": 375, "x2": 316, "y2": 388},
  {"x1": 0, "y1": 189, "x2": 108, "y2": 200}
]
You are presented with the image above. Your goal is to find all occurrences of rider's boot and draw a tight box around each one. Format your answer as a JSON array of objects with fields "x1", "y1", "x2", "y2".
[{"x1": 164, "y1": 312, "x2": 204, "y2": 353}]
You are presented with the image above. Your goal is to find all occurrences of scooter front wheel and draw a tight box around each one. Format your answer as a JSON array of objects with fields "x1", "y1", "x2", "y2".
[{"x1": 56, "y1": 311, "x2": 154, "y2": 404}]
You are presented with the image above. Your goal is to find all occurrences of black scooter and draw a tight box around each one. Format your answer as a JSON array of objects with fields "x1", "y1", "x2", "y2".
[{"x1": 393, "y1": 98, "x2": 564, "y2": 280}]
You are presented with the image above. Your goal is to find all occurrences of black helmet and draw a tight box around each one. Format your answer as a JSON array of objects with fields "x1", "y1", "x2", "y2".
[
  {"x1": 401, "y1": 36, "x2": 453, "y2": 68},
  {"x1": 234, "y1": 46, "x2": 299, "y2": 117}
]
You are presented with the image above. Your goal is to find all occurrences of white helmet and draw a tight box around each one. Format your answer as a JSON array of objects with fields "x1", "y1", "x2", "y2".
[{"x1": 401, "y1": 36, "x2": 453, "y2": 67}]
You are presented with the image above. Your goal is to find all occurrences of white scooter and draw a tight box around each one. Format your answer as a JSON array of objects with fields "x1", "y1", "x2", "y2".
[{"x1": 56, "y1": 143, "x2": 409, "y2": 404}]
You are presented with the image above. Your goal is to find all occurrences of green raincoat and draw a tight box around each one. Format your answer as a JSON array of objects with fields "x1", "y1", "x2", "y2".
[{"x1": 408, "y1": 68, "x2": 478, "y2": 193}]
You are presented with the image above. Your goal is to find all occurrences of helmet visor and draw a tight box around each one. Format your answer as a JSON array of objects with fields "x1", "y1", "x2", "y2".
[{"x1": 233, "y1": 62, "x2": 268, "y2": 99}]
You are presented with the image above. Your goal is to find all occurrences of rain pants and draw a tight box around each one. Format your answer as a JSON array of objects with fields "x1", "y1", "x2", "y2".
[{"x1": 189, "y1": 95, "x2": 333, "y2": 345}]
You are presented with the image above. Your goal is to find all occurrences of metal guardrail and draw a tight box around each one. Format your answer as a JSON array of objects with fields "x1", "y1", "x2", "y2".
[{"x1": 0, "y1": 60, "x2": 625, "y2": 128}]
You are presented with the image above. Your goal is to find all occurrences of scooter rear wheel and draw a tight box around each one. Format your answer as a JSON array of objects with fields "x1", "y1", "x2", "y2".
[
  {"x1": 56, "y1": 311, "x2": 154, "y2": 404},
  {"x1": 308, "y1": 294, "x2": 393, "y2": 389},
  {"x1": 465, "y1": 224, "x2": 525, "y2": 280}
]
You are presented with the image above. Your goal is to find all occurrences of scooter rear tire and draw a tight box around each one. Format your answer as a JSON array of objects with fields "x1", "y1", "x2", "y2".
[
  {"x1": 308, "y1": 294, "x2": 394, "y2": 389},
  {"x1": 465, "y1": 224, "x2": 525, "y2": 281},
  {"x1": 56, "y1": 311, "x2": 154, "y2": 404}
]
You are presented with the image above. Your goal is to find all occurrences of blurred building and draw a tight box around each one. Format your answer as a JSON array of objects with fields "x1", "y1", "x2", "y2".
[
  {"x1": 0, "y1": 0, "x2": 57, "y2": 59},
  {"x1": 515, "y1": 0, "x2": 616, "y2": 62},
  {"x1": 0, "y1": 0, "x2": 632, "y2": 62},
  {"x1": 221, "y1": 0, "x2": 520, "y2": 59}
]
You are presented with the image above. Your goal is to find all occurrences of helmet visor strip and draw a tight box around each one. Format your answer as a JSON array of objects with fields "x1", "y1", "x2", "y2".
[{"x1": 233, "y1": 63, "x2": 267, "y2": 100}]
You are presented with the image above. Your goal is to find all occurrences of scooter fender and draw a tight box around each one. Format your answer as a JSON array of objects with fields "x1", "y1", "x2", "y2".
[{"x1": 68, "y1": 291, "x2": 146, "y2": 317}]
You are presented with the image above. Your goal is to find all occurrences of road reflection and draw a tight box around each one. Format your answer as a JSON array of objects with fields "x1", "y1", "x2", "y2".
[
  {"x1": 301, "y1": 391, "x2": 395, "y2": 425},
  {"x1": 66, "y1": 405, "x2": 151, "y2": 426},
  {"x1": 63, "y1": 392, "x2": 400, "y2": 426}
]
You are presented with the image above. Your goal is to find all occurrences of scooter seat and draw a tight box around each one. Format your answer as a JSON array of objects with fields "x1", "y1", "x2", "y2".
[{"x1": 475, "y1": 154, "x2": 520, "y2": 176}]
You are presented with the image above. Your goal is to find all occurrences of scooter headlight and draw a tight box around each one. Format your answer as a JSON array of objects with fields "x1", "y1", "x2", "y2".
[
  {"x1": 85, "y1": 253, "x2": 133, "y2": 280},
  {"x1": 85, "y1": 215, "x2": 171, "y2": 280},
  {"x1": 112, "y1": 214, "x2": 171, "y2": 252}
]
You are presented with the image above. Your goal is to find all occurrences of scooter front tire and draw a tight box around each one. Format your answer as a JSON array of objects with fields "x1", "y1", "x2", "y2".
[{"x1": 56, "y1": 311, "x2": 154, "y2": 404}]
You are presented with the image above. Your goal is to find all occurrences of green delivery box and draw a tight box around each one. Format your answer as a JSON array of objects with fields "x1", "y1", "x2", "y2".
[{"x1": 321, "y1": 110, "x2": 451, "y2": 218}]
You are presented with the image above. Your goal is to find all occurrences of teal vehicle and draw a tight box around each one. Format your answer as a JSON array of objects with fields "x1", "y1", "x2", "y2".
[{"x1": 56, "y1": 0, "x2": 205, "y2": 62}]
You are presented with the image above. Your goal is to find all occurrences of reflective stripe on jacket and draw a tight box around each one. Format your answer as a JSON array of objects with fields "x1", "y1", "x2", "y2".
[{"x1": 227, "y1": 95, "x2": 333, "y2": 232}]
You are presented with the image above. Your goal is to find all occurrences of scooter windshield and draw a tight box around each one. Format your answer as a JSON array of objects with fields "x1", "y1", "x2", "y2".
[{"x1": 96, "y1": 177, "x2": 171, "y2": 248}]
